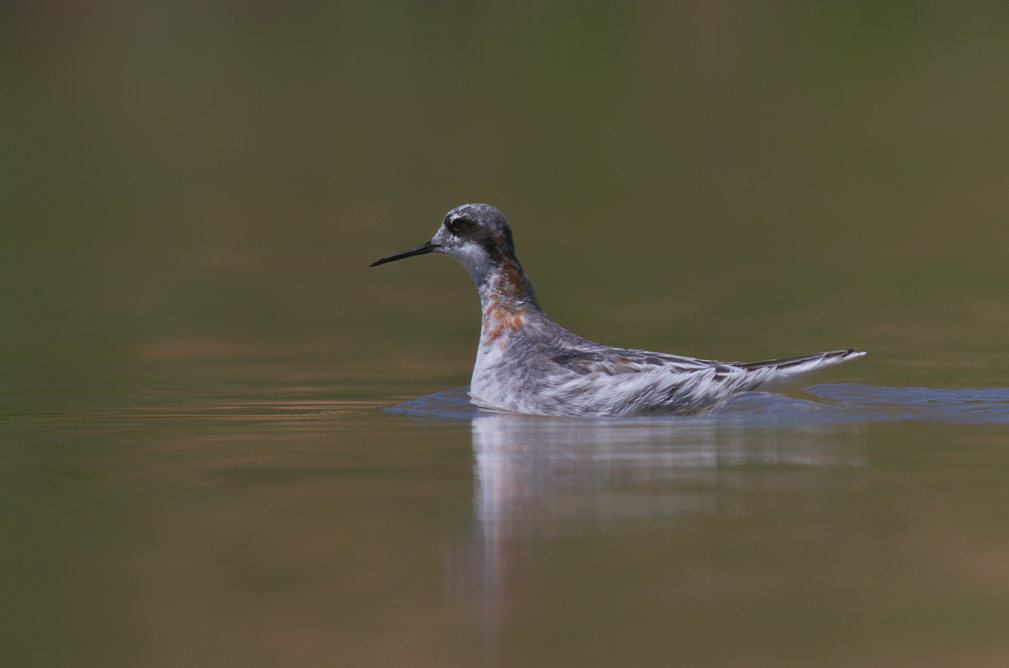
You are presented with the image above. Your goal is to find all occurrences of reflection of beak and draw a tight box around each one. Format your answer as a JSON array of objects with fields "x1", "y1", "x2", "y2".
[{"x1": 369, "y1": 241, "x2": 440, "y2": 267}]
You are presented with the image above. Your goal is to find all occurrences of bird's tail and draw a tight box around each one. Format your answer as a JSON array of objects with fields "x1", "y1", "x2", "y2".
[{"x1": 737, "y1": 349, "x2": 865, "y2": 391}]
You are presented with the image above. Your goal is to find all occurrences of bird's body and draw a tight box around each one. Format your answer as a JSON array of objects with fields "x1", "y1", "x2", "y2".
[{"x1": 372, "y1": 204, "x2": 864, "y2": 417}]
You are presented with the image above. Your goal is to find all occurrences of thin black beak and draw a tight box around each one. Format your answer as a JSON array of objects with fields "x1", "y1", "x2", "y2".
[{"x1": 369, "y1": 241, "x2": 440, "y2": 267}]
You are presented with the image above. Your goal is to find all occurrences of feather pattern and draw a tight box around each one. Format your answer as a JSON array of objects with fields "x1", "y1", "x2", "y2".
[
  {"x1": 470, "y1": 306, "x2": 863, "y2": 416},
  {"x1": 372, "y1": 203, "x2": 865, "y2": 417}
]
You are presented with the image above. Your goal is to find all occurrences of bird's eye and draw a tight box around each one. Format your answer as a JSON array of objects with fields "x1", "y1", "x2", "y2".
[{"x1": 446, "y1": 218, "x2": 470, "y2": 234}]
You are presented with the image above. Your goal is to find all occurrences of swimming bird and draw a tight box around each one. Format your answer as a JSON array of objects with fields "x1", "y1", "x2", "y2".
[{"x1": 371, "y1": 203, "x2": 864, "y2": 417}]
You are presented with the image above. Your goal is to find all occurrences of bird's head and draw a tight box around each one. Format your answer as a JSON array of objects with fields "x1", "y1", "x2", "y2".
[{"x1": 370, "y1": 203, "x2": 518, "y2": 283}]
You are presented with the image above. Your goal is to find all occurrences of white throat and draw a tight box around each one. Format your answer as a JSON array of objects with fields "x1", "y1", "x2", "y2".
[{"x1": 442, "y1": 244, "x2": 496, "y2": 288}]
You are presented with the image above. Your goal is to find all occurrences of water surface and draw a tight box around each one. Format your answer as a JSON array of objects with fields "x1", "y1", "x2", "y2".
[{"x1": 4, "y1": 2, "x2": 1009, "y2": 666}]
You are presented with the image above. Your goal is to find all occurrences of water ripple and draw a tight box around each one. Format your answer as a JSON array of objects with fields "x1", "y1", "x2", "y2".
[{"x1": 391, "y1": 383, "x2": 1009, "y2": 426}]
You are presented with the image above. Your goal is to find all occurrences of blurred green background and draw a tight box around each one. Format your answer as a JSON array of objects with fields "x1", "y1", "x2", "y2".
[
  {"x1": 3, "y1": 0, "x2": 1009, "y2": 393},
  {"x1": 5, "y1": 3, "x2": 1009, "y2": 668}
]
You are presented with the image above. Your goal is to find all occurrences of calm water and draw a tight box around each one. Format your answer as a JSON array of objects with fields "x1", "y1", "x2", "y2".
[
  {"x1": 5, "y1": 378, "x2": 1009, "y2": 667},
  {"x1": 4, "y1": 2, "x2": 1009, "y2": 667}
]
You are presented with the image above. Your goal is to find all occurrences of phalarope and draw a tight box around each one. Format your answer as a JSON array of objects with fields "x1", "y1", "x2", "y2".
[{"x1": 371, "y1": 203, "x2": 864, "y2": 417}]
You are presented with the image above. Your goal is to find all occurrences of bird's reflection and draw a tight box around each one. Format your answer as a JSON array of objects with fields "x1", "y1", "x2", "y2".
[
  {"x1": 473, "y1": 413, "x2": 866, "y2": 531},
  {"x1": 467, "y1": 412, "x2": 867, "y2": 653},
  {"x1": 393, "y1": 382, "x2": 1009, "y2": 659}
]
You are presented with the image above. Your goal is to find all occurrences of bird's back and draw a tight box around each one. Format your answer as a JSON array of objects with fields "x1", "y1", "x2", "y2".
[{"x1": 471, "y1": 311, "x2": 863, "y2": 417}]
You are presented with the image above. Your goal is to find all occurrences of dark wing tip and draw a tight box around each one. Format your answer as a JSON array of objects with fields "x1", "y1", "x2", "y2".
[{"x1": 738, "y1": 348, "x2": 865, "y2": 371}]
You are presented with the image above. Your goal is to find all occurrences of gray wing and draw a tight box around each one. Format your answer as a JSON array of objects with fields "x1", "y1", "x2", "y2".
[
  {"x1": 547, "y1": 343, "x2": 727, "y2": 376},
  {"x1": 548, "y1": 343, "x2": 863, "y2": 389},
  {"x1": 531, "y1": 321, "x2": 864, "y2": 415}
]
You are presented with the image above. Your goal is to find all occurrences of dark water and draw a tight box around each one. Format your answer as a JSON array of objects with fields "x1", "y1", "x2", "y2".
[
  {"x1": 5, "y1": 380, "x2": 1009, "y2": 667},
  {"x1": 4, "y1": 2, "x2": 1009, "y2": 666}
]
